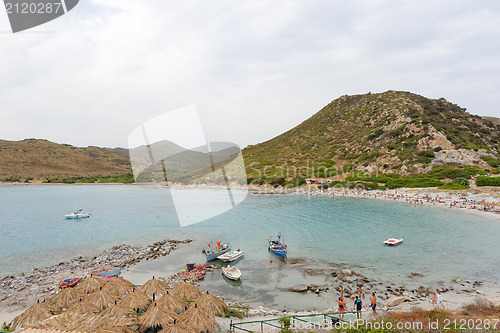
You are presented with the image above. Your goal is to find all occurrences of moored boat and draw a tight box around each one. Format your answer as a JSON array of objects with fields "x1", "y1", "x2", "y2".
[
  {"x1": 59, "y1": 277, "x2": 82, "y2": 289},
  {"x1": 202, "y1": 241, "x2": 231, "y2": 261},
  {"x1": 221, "y1": 265, "x2": 242, "y2": 280},
  {"x1": 384, "y1": 237, "x2": 403, "y2": 246},
  {"x1": 91, "y1": 266, "x2": 122, "y2": 278},
  {"x1": 217, "y1": 249, "x2": 244, "y2": 262},
  {"x1": 65, "y1": 209, "x2": 91, "y2": 219},
  {"x1": 268, "y1": 233, "x2": 287, "y2": 258}
]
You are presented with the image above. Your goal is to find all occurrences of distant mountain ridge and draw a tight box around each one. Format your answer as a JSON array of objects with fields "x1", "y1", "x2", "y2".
[
  {"x1": 2, "y1": 90, "x2": 500, "y2": 185},
  {"x1": 243, "y1": 90, "x2": 500, "y2": 183},
  {"x1": 0, "y1": 138, "x2": 131, "y2": 182}
]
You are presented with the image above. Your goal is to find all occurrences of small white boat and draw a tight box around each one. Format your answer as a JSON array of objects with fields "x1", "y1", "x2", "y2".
[
  {"x1": 384, "y1": 237, "x2": 403, "y2": 246},
  {"x1": 217, "y1": 249, "x2": 245, "y2": 262},
  {"x1": 65, "y1": 209, "x2": 91, "y2": 219},
  {"x1": 221, "y1": 265, "x2": 241, "y2": 280}
]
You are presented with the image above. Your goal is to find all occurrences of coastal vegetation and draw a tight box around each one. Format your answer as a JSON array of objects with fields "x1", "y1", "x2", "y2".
[
  {"x1": 243, "y1": 91, "x2": 500, "y2": 188},
  {"x1": 3, "y1": 91, "x2": 500, "y2": 189}
]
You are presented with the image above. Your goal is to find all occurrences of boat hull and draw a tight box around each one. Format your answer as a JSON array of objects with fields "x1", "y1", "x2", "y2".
[
  {"x1": 217, "y1": 250, "x2": 244, "y2": 262},
  {"x1": 91, "y1": 267, "x2": 121, "y2": 277},
  {"x1": 384, "y1": 238, "x2": 403, "y2": 246},
  {"x1": 65, "y1": 213, "x2": 91, "y2": 219},
  {"x1": 269, "y1": 247, "x2": 287, "y2": 257},
  {"x1": 222, "y1": 266, "x2": 241, "y2": 280}
]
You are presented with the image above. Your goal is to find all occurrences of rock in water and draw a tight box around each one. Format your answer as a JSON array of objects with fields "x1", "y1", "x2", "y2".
[{"x1": 288, "y1": 284, "x2": 308, "y2": 292}]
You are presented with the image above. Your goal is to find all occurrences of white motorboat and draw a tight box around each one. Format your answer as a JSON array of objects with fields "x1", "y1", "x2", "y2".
[
  {"x1": 384, "y1": 237, "x2": 403, "y2": 246},
  {"x1": 217, "y1": 249, "x2": 244, "y2": 262},
  {"x1": 221, "y1": 265, "x2": 241, "y2": 280},
  {"x1": 65, "y1": 209, "x2": 91, "y2": 219}
]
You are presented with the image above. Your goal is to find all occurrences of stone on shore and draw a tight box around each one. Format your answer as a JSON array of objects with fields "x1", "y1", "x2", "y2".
[
  {"x1": 288, "y1": 284, "x2": 308, "y2": 292},
  {"x1": 386, "y1": 296, "x2": 411, "y2": 307}
]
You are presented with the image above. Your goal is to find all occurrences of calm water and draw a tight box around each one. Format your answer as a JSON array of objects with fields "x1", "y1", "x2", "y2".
[{"x1": 1, "y1": 184, "x2": 499, "y2": 308}]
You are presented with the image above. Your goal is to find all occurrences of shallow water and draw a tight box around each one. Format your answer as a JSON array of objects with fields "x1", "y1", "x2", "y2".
[{"x1": 1, "y1": 185, "x2": 499, "y2": 309}]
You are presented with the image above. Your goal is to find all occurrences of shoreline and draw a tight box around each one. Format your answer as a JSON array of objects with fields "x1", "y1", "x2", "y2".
[
  {"x1": 1, "y1": 239, "x2": 499, "y2": 329},
  {"x1": 248, "y1": 184, "x2": 500, "y2": 222}
]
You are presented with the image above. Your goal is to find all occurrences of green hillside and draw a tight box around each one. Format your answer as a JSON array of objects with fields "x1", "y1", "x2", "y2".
[{"x1": 243, "y1": 91, "x2": 500, "y2": 188}]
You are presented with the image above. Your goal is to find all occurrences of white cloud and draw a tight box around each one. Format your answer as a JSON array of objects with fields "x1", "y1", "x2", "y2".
[{"x1": 0, "y1": 0, "x2": 499, "y2": 148}]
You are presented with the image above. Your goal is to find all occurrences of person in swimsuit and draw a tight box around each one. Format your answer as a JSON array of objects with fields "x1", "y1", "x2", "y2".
[
  {"x1": 436, "y1": 290, "x2": 445, "y2": 309},
  {"x1": 431, "y1": 292, "x2": 437, "y2": 309},
  {"x1": 371, "y1": 292, "x2": 377, "y2": 316},
  {"x1": 338, "y1": 297, "x2": 346, "y2": 320},
  {"x1": 354, "y1": 295, "x2": 362, "y2": 319}
]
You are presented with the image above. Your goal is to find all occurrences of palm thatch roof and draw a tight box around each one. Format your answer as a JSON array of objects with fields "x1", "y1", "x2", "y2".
[
  {"x1": 48, "y1": 287, "x2": 83, "y2": 309},
  {"x1": 155, "y1": 291, "x2": 188, "y2": 314},
  {"x1": 191, "y1": 291, "x2": 229, "y2": 317},
  {"x1": 76, "y1": 275, "x2": 106, "y2": 294},
  {"x1": 83, "y1": 288, "x2": 117, "y2": 310},
  {"x1": 117, "y1": 290, "x2": 151, "y2": 313},
  {"x1": 11, "y1": 300, "x2": 55, "y2": 329},
  {"x1": 159, "y1": 319, "x2": 197, "y2": 333},
  {"x1": 170, "y1": 282, "x2": 201, "y2": 301},
  {"x1": 64, "y1": 299, "x2": 101, "y2": 316},
  {"x1": 138, "y1": 303, "x2": 177, "y2": 333},
  {"x1": 138, "y1": 276, "x2": 170, "y2": 298},
  {"x1": 178, "y1": 304, "x2": 219, "y2": 333},
  {"x1": 104, "y1": 277, "x2": 134, "y2": 297}
]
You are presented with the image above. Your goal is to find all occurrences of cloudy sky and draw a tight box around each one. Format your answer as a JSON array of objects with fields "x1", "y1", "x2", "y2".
[{"x1": 1, "y1": 0, "x2": 500, "y2": 149}]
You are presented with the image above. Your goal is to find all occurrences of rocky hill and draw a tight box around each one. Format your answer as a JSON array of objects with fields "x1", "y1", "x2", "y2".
[
  {"x1": 0, "y1": 139, "x2": 132, "y2": 182},
  {"x1": 243, "y1": 90, "x2": 500, "y2": 185}
]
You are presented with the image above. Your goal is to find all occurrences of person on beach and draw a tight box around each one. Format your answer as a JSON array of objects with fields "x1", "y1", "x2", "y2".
[
  {"x1": 436, "y1": 290, "x2": 445, "y2": 309},
  {"x1": 338, "y1": 297, "x2": 346, "y2": 320},
  {"x1": 357, "y1": 286, "x2": 362, "y2": 299},
  {"x1": 354, "y1": 295, "x2": 362, "y2": 319},
  {"x1": 431, "y1": 292, "x2": 437, "y2": 309},
  {"x1": 370, "y1": 292, "x2": 377, "y2": 316}
]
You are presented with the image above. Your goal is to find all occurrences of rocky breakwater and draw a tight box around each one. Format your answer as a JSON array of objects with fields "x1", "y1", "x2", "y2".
[{"x1": 0, "y1": 239, "x2": 191, "y2": 312}]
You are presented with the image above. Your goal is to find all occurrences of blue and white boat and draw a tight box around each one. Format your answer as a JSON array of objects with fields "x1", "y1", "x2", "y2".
[
  {"x1": 268, "y1": 234, "x2": 287, "y2": 258},
  {"x1": 202, "y1": 241, "x2": 231, "y2": 261}
]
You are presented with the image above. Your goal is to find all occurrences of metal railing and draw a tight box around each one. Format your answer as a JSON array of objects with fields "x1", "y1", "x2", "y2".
[{"x1": 229, "y1": 311, "x2": 359, "y2": 332}]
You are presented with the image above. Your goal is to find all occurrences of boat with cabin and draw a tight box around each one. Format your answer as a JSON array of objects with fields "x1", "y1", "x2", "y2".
[
  {"x1": 65, "y1": 209, "x2": 91, "y2": 219},
  {"x1": 268, "y1": 233, "x2": 287, "y2": 258},
  {"x1": 202, "y1": 241, "x2": 231, "y2": 261}
]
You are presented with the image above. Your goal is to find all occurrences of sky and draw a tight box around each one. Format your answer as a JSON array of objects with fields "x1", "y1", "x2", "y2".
[{"x1": 1, "y1": 0, "x2": 500, "y2": 149}]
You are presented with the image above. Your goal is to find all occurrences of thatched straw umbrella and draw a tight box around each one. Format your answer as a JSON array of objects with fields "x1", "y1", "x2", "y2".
[
  {"x1": 138, "y1": 276, "x2": 170, "y2": 298},
  {"x1": 170, "y1": 282, "x2": 201, "y2": 301},
  {"x1": 138, "y1": 303, "x2": 177, "y2": 333},
  {"x1": 64, "y1": 299, "x2": 101, "y2": 315},
  {"x1": 11, "y1": 300, "x2": 55, "y2": 329},
  {"x1": 78, "y1": 306, "x2": 137, "y2": 332},
  {"x1": 83, "y1": 287, "x2": 117, "y2": 310},
  {"x1": 48, "y1": 287, "x2": 83, "y2": 309},
  {"x1": 178, "y1": 304, "x2": 219, "y2": 333},
  {"x1": 155, "y1": 291, "x2": 188, "y2": 314},
  {"x1": 104, "y1": 277, "x2": 134, "y2": 297},
  {"x1": 159, "y1": 319, "x2": 197, "y2": 333},
  {"x1": 192, "y1": 291, "x2": 229, "y2": 317},
  {"x1": 117, "y1": 290, "x2": 152, "y2": 313},
  {"x1": 77, "y1": 275, "x2": 106, "y2": 294}
]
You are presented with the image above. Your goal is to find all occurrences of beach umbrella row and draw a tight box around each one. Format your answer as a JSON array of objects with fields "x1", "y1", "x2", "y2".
[{"x1": 12, "y1": 277, "x2": 223, "y2": 333}]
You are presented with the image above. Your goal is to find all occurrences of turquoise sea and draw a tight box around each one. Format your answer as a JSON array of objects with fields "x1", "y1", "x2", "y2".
[{"x1": 1, "y1": 184, "x2": 499, "y2": 309}]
